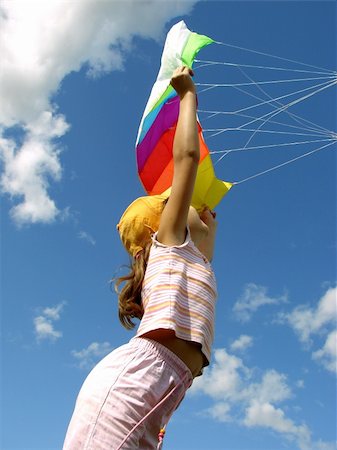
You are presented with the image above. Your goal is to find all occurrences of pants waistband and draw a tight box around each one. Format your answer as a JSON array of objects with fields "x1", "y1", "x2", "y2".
[{"x1": 130, "y1": 336, "x2": 193, "y2": 388}]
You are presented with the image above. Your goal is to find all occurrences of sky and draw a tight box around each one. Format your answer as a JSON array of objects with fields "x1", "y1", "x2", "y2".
[{"x1": 1, "y1": 1, "x2": 336, "y2": 450}]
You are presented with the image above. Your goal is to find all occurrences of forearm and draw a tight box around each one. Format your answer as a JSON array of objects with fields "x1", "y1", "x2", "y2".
[{"x1": 173, "y1": 92, "x2": 199, "y2": 162}]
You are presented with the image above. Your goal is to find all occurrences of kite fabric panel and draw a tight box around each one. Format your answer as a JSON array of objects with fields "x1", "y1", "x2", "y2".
[{"x1": 136, "y1": 20, "x2": 232, "y2": 211}]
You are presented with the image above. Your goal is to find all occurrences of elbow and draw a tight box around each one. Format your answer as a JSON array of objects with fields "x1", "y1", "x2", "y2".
[{"x1": 175, "y1": 147, "x2": 200, "y2": 164}]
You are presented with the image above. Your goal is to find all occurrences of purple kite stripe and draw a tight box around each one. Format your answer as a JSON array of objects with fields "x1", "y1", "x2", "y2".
[{"x1": 137, "y1": 96, "x2": 179, "y2": 171}]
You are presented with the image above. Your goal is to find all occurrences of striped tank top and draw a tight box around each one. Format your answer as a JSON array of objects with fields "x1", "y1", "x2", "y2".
[{"x1": 136, "y1": 228, "x2": 217, "y2": 366}]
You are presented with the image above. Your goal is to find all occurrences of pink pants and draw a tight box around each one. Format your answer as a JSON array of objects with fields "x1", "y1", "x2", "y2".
[{"x1": 63, "y1": 337, "x2": 193, "y2": 449}]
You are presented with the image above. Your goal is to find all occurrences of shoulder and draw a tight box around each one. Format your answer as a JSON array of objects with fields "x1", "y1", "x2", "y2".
[
  {"x1": 151, "y1": 227, "x2": 214, "y2": 271},
  {"x1": 152, "y1": 226, "x2": 191, "y2": 250}
]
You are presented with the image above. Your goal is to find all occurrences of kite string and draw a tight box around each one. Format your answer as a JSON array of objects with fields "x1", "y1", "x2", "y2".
[
  {"x1": 198, "y1": 108, "x2": 332, "y2": 137},
  {"x1": 195, "y1": 59, "x2": 335, "y2": 76},
  {"x1": 195, "y1": 75, "x2": 336, "y2": 88},
  {"x1": 213, "y1": 40, "x2": 337, "y2": 75},
  {"x1": 194, "y1": 56, "x2": 336, "y2": 135},
  {"x1": 205, "y1": 78, "x2": 337, "y2": 139},
  {"x1": 205, "y1": 128, "x2": 332, "y2": 138},
  {"x1": 194, "y1": 42, "x2": 337, "y2": 135},
  {"x1": 236, "y1": 67, "x2": 333, "y2": 151},
  {"x1": 213, "y1": 78, "x2": 337, "y2": 165},
  {"x1": 232, "y1": 140, "x2": 337, "y2": 185},
  {"x1": 230, "y1": 83, "x2": 333, "y2": 135},
  {"x1": 194, "y1": 70, "x2": 334, "y2": 139},
  {"x1": 193, "y1": 43, "x2": 337, "y2": 184},
  {"x1": 199, "y1": 78, "x2": 334, "y2": 129},
  {"x1": 234, "y1": 64, "x2": 332, "y2": 136},
  {"x1": 210, "y1": 138, "x2": 335, "y2": 154},
  {"x1": 201, "y1": 77, "x2": 336, "y2": 122},
  {"x1": 240, "y1": 79, "x2": 337, "y2": 151}
]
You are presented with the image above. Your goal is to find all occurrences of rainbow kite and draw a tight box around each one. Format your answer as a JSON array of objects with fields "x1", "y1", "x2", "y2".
[{"x1": 136, "y1": 21, "x2": 232, "y2": 210}]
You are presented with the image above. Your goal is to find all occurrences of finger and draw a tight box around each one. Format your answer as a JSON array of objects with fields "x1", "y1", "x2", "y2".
[
  {"x1": 172, "y1": 67, "x2": 181, "y2": 76},
  {"x1": 182, "y1": 66, "x2": 192, "y2": 75},
  {"x1": 178, "y1": 66, "x2": 187, "y2": 74}
]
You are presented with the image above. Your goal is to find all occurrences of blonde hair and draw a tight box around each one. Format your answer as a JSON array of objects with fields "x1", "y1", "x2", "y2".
[{"x1": 114, "y1": 241, "x2": 151, "y2": 330}]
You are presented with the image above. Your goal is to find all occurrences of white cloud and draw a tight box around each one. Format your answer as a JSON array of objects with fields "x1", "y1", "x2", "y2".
[
  {"x1": 33, "y1": 301, "x2": 65, "y2": 341},
  {"x1": 233, "y1": 283, "x2": 287, "y2": 322},
  {"x1": 245, "y1": 370, "x2": 292, "y2": 405},
  {"x1": 312, "y1": 330, "x2": 336, "y2": 374},
  {"x1": 191, "y1": 349, "x2": 291, "y2": 405},
  {"x1": 230, "y1": 334, "x2": 253, "y2": 352},
  {"x1": 279, "y1": 286, "x2": 336, "y2": 344},
  {"x1": 191, "y1": 349, "x2": 248, "y2": 402},
  {"x1": 278, "y1": 286, "x2": 336, "y2": 373},
  {"x1": 312, "y1": 441, "x2": 337, "y2": 450},
  {"x1": 296, "y1": 379, "x2": 305, "y2": 389},
  {"x1": 34, "y1": 316, "x2": 62, "y2": 341},
  {"x1": 0, "y1": 0, "x2": 197, "y2": 225},
  {"x1": 244, "y1": 402, "x2": 311, "y2": 450},
  {"x1": 190, "y1": 347, "x2": 325, "y2": 450},
  {"x1": 0, "y1": 118, "x2": 67, "y2": 225},
  {"x1": 42, "y1": 303, "x2": 65, "y2": 321},
  {"x1": 78, "y1": 230, "x2": 96, "y2": 246},
  {"x1": 72, "y1": 342, "x2": 113, "y2": 370},
  {"x1": 205, "y1": 401, "x2": 232, "y2": 423}
]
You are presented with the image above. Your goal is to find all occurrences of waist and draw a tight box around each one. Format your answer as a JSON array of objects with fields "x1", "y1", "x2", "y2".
[{"x1": 140, "y1": 329, "x2": 205, "y2": 378}]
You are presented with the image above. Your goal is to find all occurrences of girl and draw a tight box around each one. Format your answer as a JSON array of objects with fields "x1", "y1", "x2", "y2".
[{"x1": 63, "y1": 66, "x2": 218, "y2": 450}]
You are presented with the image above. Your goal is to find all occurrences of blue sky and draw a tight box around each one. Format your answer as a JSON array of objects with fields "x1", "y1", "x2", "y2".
[{"x1": 1, "y1": 1, "x2": 336, "y2": 450}]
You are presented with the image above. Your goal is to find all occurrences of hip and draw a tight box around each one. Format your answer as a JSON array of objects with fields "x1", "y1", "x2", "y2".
[{"x1": 139, "y1": 329, "x2": 205, "y2": 378}]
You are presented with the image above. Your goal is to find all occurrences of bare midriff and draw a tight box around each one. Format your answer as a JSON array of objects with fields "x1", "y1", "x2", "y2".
[{"x1": 141, "y1": 329, "x2": 205, "y2": 378}]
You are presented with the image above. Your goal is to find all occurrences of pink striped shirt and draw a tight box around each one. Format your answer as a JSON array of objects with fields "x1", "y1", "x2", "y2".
[{"x1": 136, "y1": 228, "x2": 217, "y2": 366}]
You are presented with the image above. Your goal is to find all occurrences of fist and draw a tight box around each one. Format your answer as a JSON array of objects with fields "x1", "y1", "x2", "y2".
[
  {"x1": 199, "y1": 207, "x2": 217, "y2": 230},
  {"x1": 170, "y1": 66, "x2": 195, "y2": 98}
]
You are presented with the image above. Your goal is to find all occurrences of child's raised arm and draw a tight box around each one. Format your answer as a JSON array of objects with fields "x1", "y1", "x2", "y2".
[{"x1": 157, "y1": 66, "x2": 199, "y2": 246}]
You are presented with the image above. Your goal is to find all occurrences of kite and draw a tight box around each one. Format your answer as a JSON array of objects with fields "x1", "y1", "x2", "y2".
[{"x1": 136, "y1": 21, "x2": 232, "y2": 211}]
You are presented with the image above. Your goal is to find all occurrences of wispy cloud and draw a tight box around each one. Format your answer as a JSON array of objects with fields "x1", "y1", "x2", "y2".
[
  {"x1": 311, "y1": 330, "x2": 336, "y2": 373},
  {"x1": 296, "y1": 379, "x2": 305, "y2": 389},
  {"x1": 278, "y1": 286, "x2": 336, "y2": 373},
  {"x1": 0, "y1": 0, "x2": 197, "y2": 225},
  {"x1": 278, "y1": 286, "x2": 336, "y2": 343},
  {"x1": 33, "y1": 302, "x2": 66, "y2": 342},
  {"x1": 233, "y1": 283, "x2": 288, "y2": 322},
  {"x1": 72, "y1": 342, "x2": 113, "y2": 370},
  {"x1": 78, "y1": 230, "x2": 96, "y2": 246},
  {"x1": 191, "y1": 347, "x2": 333, "y2": 450},
  {"x1": 230, "y1": 334, "x2": 253, "y2": 352}
]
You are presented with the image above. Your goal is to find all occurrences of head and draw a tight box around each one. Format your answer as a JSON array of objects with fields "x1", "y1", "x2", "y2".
[{"x1": 117, "y1": 194, "x2": 168, "y2": 258}]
